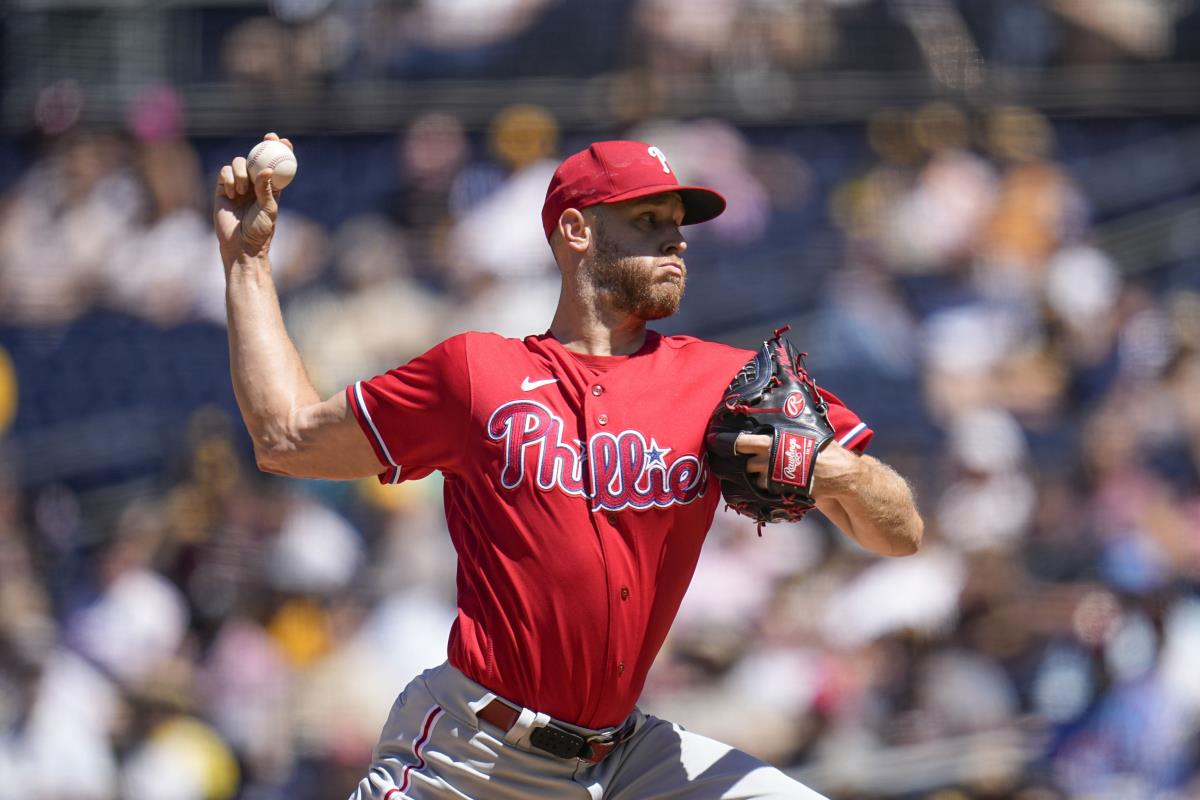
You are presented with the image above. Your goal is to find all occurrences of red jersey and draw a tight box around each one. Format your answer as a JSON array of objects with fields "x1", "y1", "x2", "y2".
[{"x1": 348, "y1": 330, "x2": 872, "y2": 728}]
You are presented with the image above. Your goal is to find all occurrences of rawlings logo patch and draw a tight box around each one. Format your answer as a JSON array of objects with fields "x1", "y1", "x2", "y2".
[
  {"x1": 783, "y1": 392, "x2": 805, "y2": 419},
  {"x1": 772, "y1": 431, "x2": 815, "y2": 489}
]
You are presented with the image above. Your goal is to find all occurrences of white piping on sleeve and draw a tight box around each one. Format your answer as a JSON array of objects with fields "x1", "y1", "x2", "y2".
[
  {"x1": 353, "y1": 380, "x2": 400, "y2": 468},
  {"x1": 838, "y1": 422, "x2": 867, "y2": 447}
]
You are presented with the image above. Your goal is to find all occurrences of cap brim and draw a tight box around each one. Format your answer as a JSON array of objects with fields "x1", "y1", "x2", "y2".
[{"x1": 599, "y1": 183, "x2": 727, "y2": 226}]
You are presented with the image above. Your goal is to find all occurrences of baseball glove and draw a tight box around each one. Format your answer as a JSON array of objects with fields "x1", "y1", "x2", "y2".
[{"x1": 706, "y1": 326, "x2": 834, "y2": 528}]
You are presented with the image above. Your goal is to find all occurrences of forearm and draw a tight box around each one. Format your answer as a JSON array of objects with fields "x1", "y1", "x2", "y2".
[
  {"x1": 813, "y1": 445, "x2": 923, "y2": 556},
  {"x1": 225, "y1": 254, "x2": 321, "y2": 458}
]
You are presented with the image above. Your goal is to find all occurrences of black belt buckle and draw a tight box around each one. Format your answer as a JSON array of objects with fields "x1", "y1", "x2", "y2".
[{"x1": 530, "y1": 724, "x2": 587, "y2": 759}]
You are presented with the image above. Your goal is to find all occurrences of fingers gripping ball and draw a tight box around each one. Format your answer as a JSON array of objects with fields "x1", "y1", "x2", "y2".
[
  {"x1": 247, "y1": 140, "x2": 297, "y2": 190},
  {"x1": 706, "y1": 326, "x2": 835, "y2": 529}
]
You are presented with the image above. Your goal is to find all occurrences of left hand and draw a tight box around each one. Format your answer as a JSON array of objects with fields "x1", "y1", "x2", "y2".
[
  {"x1": 731, "y1": 430, "x2": 921, "y2": 556},
  {"x1": 733, "y1": 432, "x2": 772, "y2": 488}
]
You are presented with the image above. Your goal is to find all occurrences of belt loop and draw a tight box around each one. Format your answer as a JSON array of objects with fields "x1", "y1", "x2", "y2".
[
  {"x1": 467, "y1": 692, "x2": 497, "y2": 717},
  {"x1": 505, "y1": 707, "x2": 536, "y2": 745},
  {"x1": 506, "y1": 707, "x2": 552, "y2": 746}
]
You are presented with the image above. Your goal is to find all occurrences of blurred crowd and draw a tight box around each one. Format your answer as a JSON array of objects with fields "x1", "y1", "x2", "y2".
[
  {"x1": 3, "y1": 45, "x2": 1200, "y2": 800},
  {"x1": 651, "y1": 103, "x2": 1200, "y2": 799},
  {"x1": 209, "y1": 0, "x2": 1200, "y2": 86}
]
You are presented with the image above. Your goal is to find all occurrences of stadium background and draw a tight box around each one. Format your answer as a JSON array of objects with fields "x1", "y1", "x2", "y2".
[{"x1": 2, "y1": 0, "x2": 1200, "y2": 797}]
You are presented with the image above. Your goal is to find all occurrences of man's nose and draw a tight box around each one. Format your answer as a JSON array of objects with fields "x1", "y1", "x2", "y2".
[{"x1": 662, "y1": 231, "x2": 687, "y2": 256}]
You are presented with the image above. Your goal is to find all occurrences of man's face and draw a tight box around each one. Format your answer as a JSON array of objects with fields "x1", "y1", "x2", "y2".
[{"x1": 585, "y1": 193, "x2": 688, "y2": 321}]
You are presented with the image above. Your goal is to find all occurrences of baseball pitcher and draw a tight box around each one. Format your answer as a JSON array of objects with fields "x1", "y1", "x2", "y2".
[{"x1": 213, "y1": 135, "x2": 923, "y2": 799}]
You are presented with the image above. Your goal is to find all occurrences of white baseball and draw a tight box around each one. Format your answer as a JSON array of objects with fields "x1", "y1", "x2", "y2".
[{"x1": 247, "y1": 139, "x2": 297, "y2": 190}]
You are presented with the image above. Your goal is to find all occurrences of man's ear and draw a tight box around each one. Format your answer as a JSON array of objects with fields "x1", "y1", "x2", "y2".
[{"x1": 558, "y1": 208, "x2": 590, "y2": 253}]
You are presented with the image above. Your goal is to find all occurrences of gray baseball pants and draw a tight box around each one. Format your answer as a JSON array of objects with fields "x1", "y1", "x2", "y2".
[{"x1": 349, "y1": 662, "x2": 829, "y2": 800}]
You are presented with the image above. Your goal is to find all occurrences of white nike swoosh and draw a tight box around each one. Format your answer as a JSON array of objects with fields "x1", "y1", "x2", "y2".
[{"x1": 521, "y1": 377, "x2": 559, "y2": 391}]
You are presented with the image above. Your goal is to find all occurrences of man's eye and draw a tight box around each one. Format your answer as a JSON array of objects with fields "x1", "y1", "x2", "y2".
[{"x1": 640, "y1": 213, "x2": 656, "y2": 224}]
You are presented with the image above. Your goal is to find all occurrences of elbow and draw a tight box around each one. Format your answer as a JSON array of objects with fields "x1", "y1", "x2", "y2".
[
  {"x1": 250, "y1": 427, "x2": 302, "y2": 476},
  {"x1": 892, "y1": 512, "x2": 924, "y2": 557},
  {"x1": 253, "y1": 448, "x2": 289, "y2": 476},
  {"x1": 253, "y1": 444, "x2": 292, "y2": 476}
]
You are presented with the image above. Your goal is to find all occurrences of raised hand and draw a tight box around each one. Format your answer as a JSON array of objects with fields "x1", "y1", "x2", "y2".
[{"x1": 213, "y1": 133, "x2": 292, "y2": 265}]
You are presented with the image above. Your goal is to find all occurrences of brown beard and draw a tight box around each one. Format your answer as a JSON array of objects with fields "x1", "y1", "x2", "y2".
[{"x1": 589, "y1": 220, "x2": 685, "y2": 320}]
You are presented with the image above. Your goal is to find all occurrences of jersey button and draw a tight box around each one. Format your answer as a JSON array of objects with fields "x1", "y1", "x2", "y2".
[
  {"x1": 607, "y1": 513, "x2": 618, "y2": 525},
  {"x1": 592, "y1": 385, "x2": 603, "y2": 396},
  {"x1": 617, "y1": 661, "x2": 625, "y2": 675},
  {"x1": 620, "y1": 587, "x2": 629, "y2": 601},
  {"x1": 598, "y1": 414, "x2": 609, "y2": 425}
]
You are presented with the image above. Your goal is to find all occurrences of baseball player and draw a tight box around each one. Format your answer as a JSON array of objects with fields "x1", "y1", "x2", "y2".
[{"x1": 214, "y1": 135, "x2": 923, "y2": 799}]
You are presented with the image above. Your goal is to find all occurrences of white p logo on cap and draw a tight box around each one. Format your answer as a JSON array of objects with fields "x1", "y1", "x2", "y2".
[{"x1": 647, "y1": 146, "x2": 671, "y2": 174}]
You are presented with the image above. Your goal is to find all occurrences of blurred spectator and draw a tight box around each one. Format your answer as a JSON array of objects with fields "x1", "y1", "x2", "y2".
[
  {"x1": 103, "y1": 138, "x2": 227, "y2": 327},
  {"x1": 222, "y1": 13, "x2": 354, "y2": 85},
  {"x1": 122, "y1": 714, "x2": 241, "y2": 800},
  {"x1": 935, "y1": 407, "x2": 1036, "y2": 552},
  {"x1": 66, "y1": 505, "x2": 189, "y2": 686},
  {"x1": 285, "y1": 216, "x2": 446, "y2": 392},
  {"x1": 442, "y1": 104, "x2": 563, "y2": 337},
  {"x1": 0, "y1": 131, "x2": 141, "y2": 325},
  {"x1": 400, "y1": 0, "x2": 555, "y2": 51},
  {"x1": 388, "y1": 112, "x2": 470, "y2": 278}
]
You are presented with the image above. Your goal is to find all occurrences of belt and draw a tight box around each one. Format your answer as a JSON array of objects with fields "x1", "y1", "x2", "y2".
[{"x1": 476, "y1": 699, "x2": 636, "y2": 762}]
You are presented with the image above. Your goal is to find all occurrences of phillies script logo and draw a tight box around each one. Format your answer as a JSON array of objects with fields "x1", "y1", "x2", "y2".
[
  {"x1": 783, "y1": 392, "x2": 805, "y2": 419},
  {"x1": 487, "y1": 400, "x2": 708, "y2": 511}
]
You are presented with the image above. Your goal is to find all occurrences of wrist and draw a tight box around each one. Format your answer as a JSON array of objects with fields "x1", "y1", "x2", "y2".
[
  {"x1": 224, "y1": 252, "x2": 272, "y2": 276},
  {"x1": 811, "y1": 441, "x2": 861, "y2": 499}
]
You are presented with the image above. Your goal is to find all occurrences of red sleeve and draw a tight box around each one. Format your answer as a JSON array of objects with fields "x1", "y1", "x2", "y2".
[
  {"x1": 345, "y1": 334, "x2": 472, "y2": 485},
  {"x1": 816, "y1": 386, "x2": 873, "y2": 453}
]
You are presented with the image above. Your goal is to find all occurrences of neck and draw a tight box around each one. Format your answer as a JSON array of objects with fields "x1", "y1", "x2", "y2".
[{"x1": 549, "y1": 285, "x2": 648, "y2": 357}]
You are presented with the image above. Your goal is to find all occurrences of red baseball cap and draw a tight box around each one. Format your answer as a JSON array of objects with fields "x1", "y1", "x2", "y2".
[{"x1": 541, "y1": 140, "x2": 726, "y2": 239}]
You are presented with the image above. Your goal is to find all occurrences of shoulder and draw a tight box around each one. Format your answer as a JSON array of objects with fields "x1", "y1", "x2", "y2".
[
  {"x1": 654, "y1": 332, "x2": 754, "y2": 363},
  {"x1": 427, "y1": 331, "x2": 552, "y2": 385},
  {"x1": 443, "y1": 330, "x2": 507, "y2": 348},
  {"x1": 433, "y1": 330, "x2": 531, "y2": 359}
]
